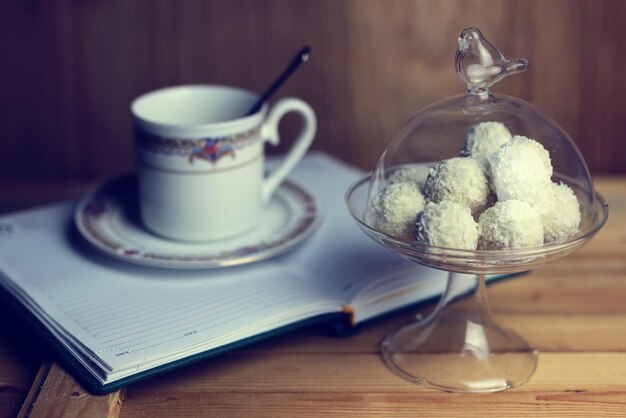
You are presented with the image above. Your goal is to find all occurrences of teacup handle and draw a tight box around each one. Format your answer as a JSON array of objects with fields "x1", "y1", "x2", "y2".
[{"x1": 261, "y1": 97, "x2": 316, "y2": 202}]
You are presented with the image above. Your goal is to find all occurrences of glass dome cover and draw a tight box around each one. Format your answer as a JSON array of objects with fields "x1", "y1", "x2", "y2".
[
  {"x1": 345, "y1": 27, "x2": 609, "y2": 394},
  {"x1": 356, "y1": 27, "x2": 606, "y2": 273}
]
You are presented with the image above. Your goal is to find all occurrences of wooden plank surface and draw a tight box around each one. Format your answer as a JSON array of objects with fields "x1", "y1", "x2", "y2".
[
  {"x1": 0, "y1": 176, "x2": 624, "y2": 417},
  {"x1": 16, "y1": 364, "x2": 123, "y2": 418},
  {"x1": 0, "y1": 0, "x2": 625, "y2": 180},
  {"x1": 120, "y1": 390, "x2": 626, "y2": 418}
]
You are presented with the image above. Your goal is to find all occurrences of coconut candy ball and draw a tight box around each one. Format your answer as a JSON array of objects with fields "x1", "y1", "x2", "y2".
[
  {"x1": 413, "y1": 201, "x2": 478, "y2": 250},
  {"x1": 388, "y1": 165, "x2": 431, "y2": 191},
  {"x1": 489, "y1": 135, "x2": 553, "y2": 203},
  {"x1": 533, "y1": 182, "x2": 581, "y2": 243},
  {"x1": 478, "y1": 199, "x2": 544, "y2": 250},
  {"x1": 463, "y1": 121, "x2": 512, "y2": 163},
  {"x1": 423, "y1": 157, "x2": 490, "y2": 213},
  {"x1": 372, "y1": 182, "x2": 426, "y2": 239}
]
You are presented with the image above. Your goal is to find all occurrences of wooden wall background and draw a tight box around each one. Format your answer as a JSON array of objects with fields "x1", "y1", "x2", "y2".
[{"x1": 1, "y1": 0, "x2": 625, "y2": 181}]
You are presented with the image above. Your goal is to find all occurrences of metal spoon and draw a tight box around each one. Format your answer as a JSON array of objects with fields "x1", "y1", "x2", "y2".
[{"x1": 245, "y1": 46, "x2": 311, "y2": 116}]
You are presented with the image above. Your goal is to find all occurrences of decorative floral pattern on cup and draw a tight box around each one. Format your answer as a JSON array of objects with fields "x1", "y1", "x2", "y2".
[
  {"x1": 188, "y1": 139, "x2": 236, "y2": 165},
  {"x1": 135, "y1": 126, "x2": 261, "y2": 165}
]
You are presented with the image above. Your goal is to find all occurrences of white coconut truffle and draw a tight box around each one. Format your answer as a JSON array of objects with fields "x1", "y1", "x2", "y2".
[
  {"x1": 463, "y1": 121, "x2": 512, "y2": 162},
  {"x1": 372, "y1": 182, "x2": 426, "y2": 239},
  {"x1": 533, "y1": 182, "x2": 581, "y2": 243},
  {"x1": 489, "y1": 135, "x2": 553, "y2": 203},
  {"x1": 388, "y1": 165, "x2": 431, "y2": 191},
  {"x1": 424, "y1": 157, "x2": 490, "y2": 213},
  {"x1": 414, "y1": 201, "x2": 478, "y2": 250},
  {"x1": 478, "y1": 200, "x2": 544, "y2": 250}
]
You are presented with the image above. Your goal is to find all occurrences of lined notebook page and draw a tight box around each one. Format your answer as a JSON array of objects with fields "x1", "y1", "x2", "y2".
[
  {"x1": 0, "y1": 203, "x2": 341, "y2": 381},
  {"x1": 0, "y1": 153, "x2": 450, "y2": 384},
  {"x1": 0, "y1": 153, "x2": 376, "y2": 382}
]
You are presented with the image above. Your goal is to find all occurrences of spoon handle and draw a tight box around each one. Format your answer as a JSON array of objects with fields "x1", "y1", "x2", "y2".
[{"x1": 246, "y1": 46, "x2": 311, "y2": 116}]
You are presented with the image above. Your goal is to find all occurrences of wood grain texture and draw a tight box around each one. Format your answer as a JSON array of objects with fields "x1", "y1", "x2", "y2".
[
  {"x1": 0, "y1": 175, "x2": 624, "y2": 417},
  {"x1": 0, "y1": 0, "x2": 625, "y2": 181},
  {"x1": 120, "y1": 389, "x2": 626, "y2": 418},
  {"x1": 0, "y1": 291, "x2": 45, "y2": 418},
  {"x1": 17, "y1": 364, "x2": 124, "y2": 418},
  {"x1": 119, "y1": 352, "x2": 626, "y2": 394}
]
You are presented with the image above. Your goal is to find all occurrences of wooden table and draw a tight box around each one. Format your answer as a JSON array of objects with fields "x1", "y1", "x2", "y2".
[{"x1": 1, "y1": 177, "x2": 625, "y2": 417}]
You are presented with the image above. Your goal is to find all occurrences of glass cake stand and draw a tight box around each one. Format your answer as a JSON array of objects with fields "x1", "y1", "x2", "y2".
[{"x1": 346, "y1": 175, "x2": 608, "y2": 393}]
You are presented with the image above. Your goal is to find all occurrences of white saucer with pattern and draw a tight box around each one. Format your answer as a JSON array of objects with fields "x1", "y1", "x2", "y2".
[{"x1": 75, "y1": 175, "x2": 321, "y2": 269}]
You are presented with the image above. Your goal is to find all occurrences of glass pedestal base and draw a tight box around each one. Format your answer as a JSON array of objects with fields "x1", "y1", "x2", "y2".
[
  {"x1": 345, "y1": 174, "x2": 608, "y2": 393},
  {"x1": 381, "y1": 273, "x2": 538, "y2": 393}
]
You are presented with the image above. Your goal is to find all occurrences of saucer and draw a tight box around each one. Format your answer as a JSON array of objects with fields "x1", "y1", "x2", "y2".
[{"x1": 74, "y1": 175, "x2": 321, "y2": 269}]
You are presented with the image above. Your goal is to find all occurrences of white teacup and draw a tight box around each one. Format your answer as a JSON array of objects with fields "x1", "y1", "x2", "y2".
[{"x1": 131, "y1": 85, "x2": 316, "y2": 242}]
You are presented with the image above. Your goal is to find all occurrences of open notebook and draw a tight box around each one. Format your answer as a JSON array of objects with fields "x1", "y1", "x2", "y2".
[{"x1": 0, "y1": 153, "x2": 505, "y2": 394}]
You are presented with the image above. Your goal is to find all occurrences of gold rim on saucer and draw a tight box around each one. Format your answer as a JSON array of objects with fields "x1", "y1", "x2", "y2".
[{"x1": 74, "y1": 175, "x2": 321, "y2": 269}]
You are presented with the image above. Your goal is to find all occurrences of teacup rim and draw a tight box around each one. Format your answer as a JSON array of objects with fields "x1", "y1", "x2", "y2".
[{"x1": 131, "y1": 84, "x2": 267, "y2": 138}]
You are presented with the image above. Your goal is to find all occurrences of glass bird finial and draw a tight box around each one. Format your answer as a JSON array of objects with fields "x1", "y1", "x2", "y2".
[{"x1": 455, "y1": 27, "x2": 528, "y2": 97}]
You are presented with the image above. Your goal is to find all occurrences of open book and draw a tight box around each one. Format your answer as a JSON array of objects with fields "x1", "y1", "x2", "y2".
[{"x1": 0, "y1": 153, "x2": 504, "y2": 394}]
